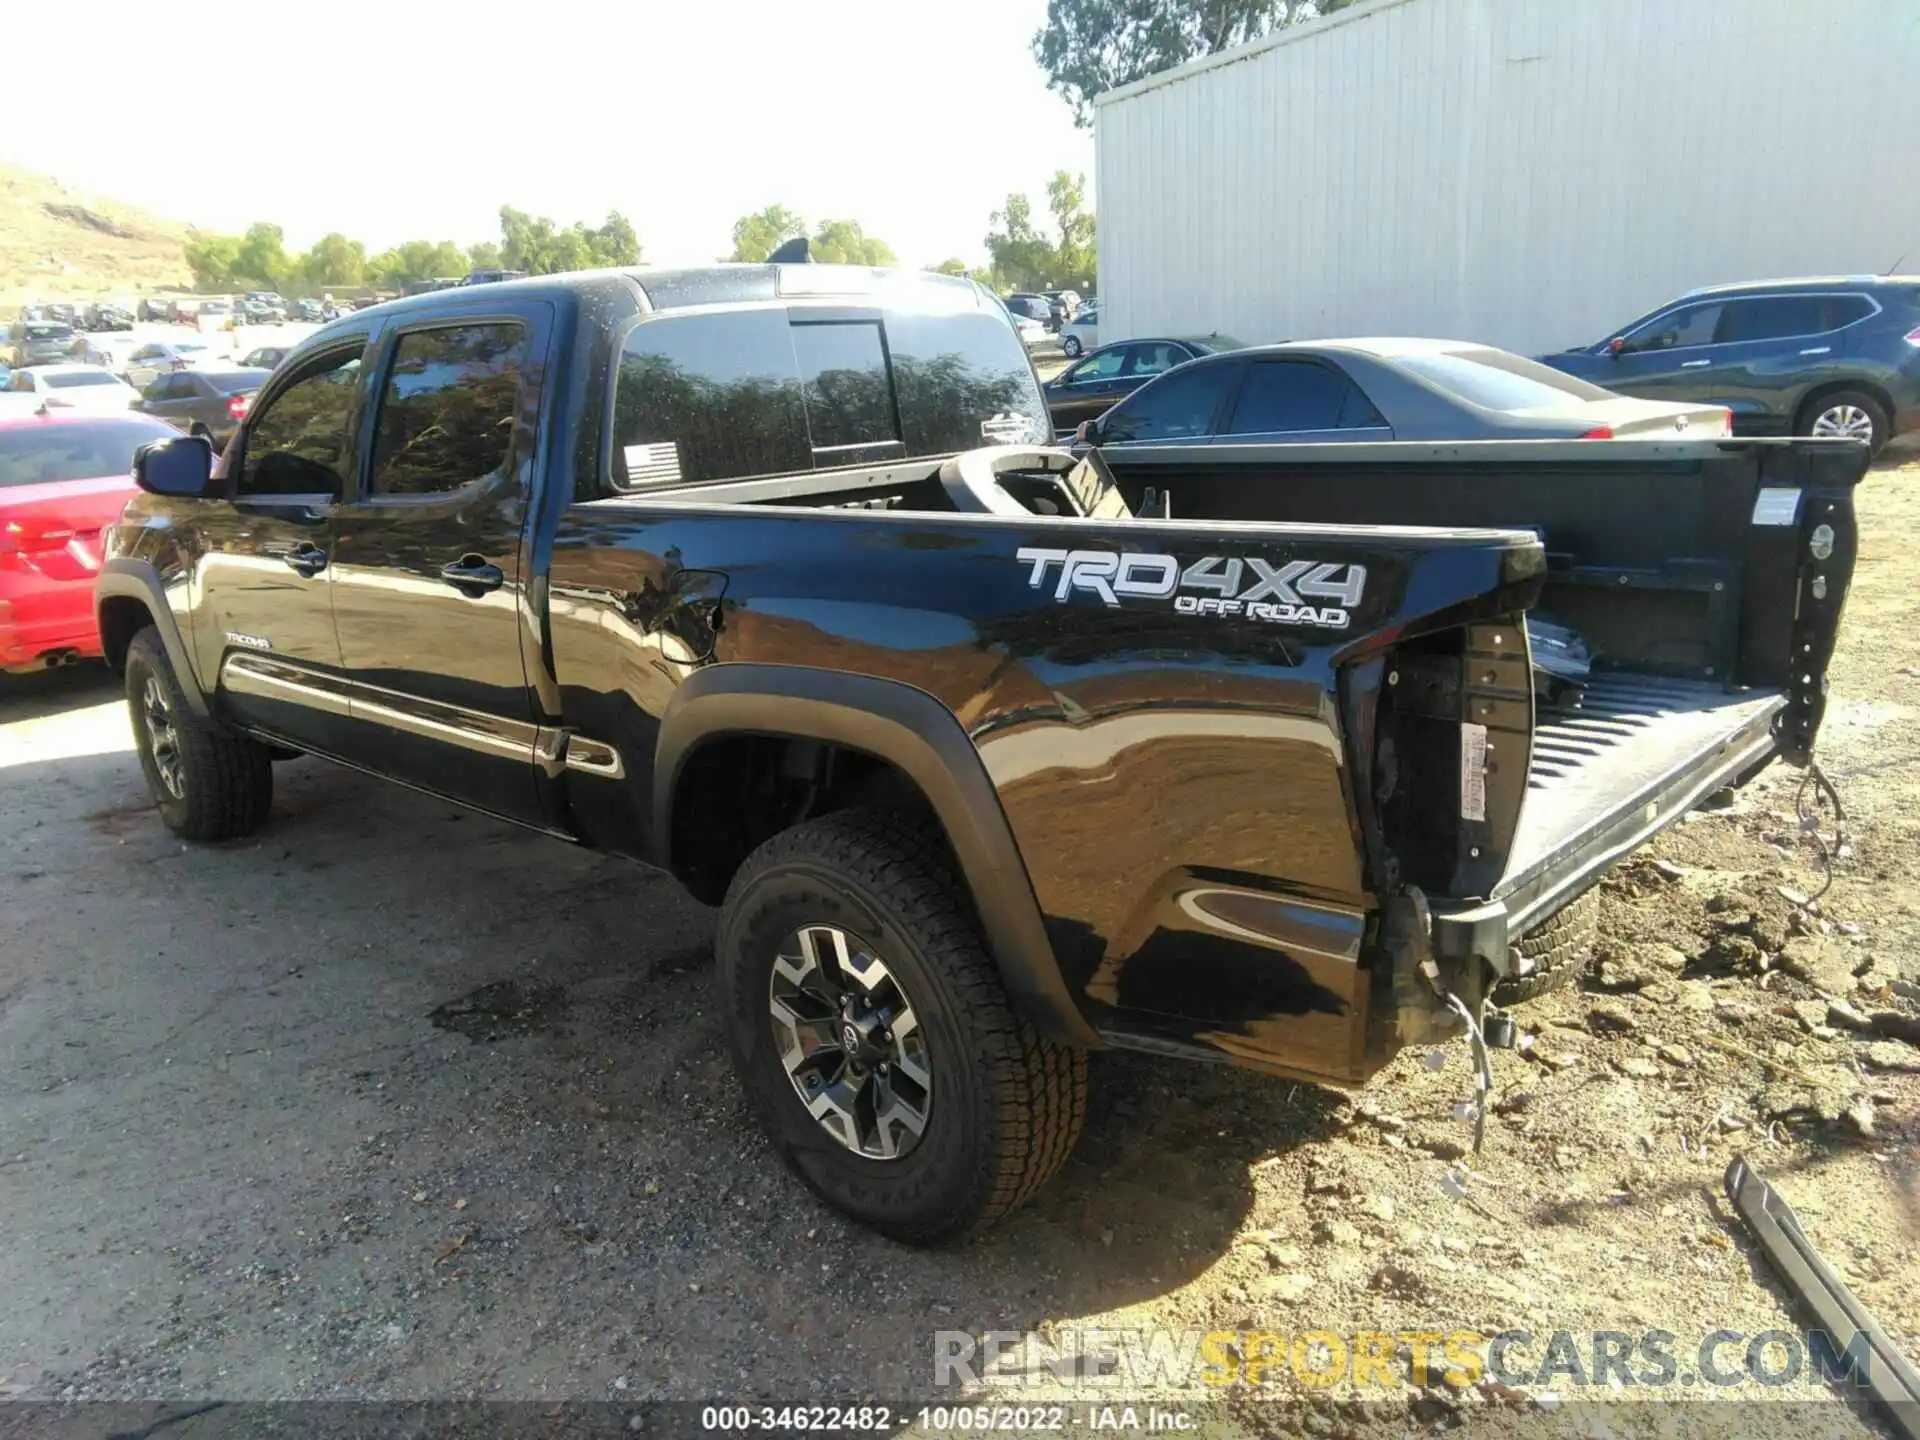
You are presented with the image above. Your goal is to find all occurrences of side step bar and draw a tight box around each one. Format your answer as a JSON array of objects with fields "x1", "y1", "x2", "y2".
[{"x1": 1724, "y1": 1156, "x2": 1920, "y2": 1439}]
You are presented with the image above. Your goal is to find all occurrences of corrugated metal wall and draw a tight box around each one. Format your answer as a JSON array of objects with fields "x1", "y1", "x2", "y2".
[{"x1": 1095, "y1": 0, "x2": 1920, "y2": 356}]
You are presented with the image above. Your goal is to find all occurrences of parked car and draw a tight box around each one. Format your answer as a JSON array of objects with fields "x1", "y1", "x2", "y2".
[
  {"x1": 123, "y1": 340, "x2": 218, "y2": 390},
  {"x1": 7, "y1": 320, "x2": 86, "y2": 368},
  {"x1": 289, "y1": 298, "x2": 326, "y2": 322},
  {"x1": 1058, "y1": 298, "x2": 1099, "y2": 358},
  {"x1": 83, "y1": 303, "x2": 134, "y2": 332},
  {"x1": 2, "y1": 410, "x2": 179, "y2": 672},
  {"x1": 238, "y1": 346, "x2": 291, "y2": 371},
  {"x1": 1076, "y1": 338, "x2": 1732, "y2": 448},
  {"x1": 139, "y1": 297, "x2": 182, "y2": 323},
  {"x1": 1009, "y1": 313, "x2": 1049, "y2": 351},
  {"x1": 1041, "y1": 335, "x2": 1244, "y2": 434},
  {"x1": 131, "y1": 368, "x2": 269, "y2": 450},
  {"x1": 237, "y1": 297, "x2": 287, "y2": 325},
  {"x1": 2, "y1": 364, "x2": 141, "y2": 415},
  {"x1": 1002, "y1": 293, "x2": 1054, "y2": 329},
  {"x1": 464, "y1": 269, "x2": 529, "y2": 286},
  {"x1": 1542, "y1": 276, "x2": 1920, "y2": 453},
  {"x1": 93, "y1": 263, "x2": 1858, "y2": 1244}
]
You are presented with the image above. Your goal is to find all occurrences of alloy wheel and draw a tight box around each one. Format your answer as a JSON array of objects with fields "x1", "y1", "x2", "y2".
[
  {"x1": 142, "y1": 675, "x2": 186, "y2": 800},
  {"x1": 768, "y1": 924, "x2": 933, "y2": 1160},
  {"x1": 1811, "y1": 404, "x2": 1875, "y2": 444}
]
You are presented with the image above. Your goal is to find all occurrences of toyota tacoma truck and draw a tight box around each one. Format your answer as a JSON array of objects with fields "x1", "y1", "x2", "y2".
[{"x1": 95, "y1": 265, "x2": 1862, "y2": 1242}]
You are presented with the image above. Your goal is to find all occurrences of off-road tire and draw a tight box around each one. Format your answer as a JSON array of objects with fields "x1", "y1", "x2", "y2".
[
  {"x1": 1796, "y1": 389, "x2": 1889, "y2": 455},
  {"x1": 716, "y1": 807, "x2": 1087, "y2": 1243},
  {"x1": 125, "y1": 627, "x2": 273, "y2": 841},
  {"x1": 1494, "y1": 888, "x2": 1599, "y2": 1004}
]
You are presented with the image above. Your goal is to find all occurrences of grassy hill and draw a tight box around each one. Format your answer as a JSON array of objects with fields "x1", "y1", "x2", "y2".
[{"x1": 0, "y1": 164, "x2": 195, "y2": 309}]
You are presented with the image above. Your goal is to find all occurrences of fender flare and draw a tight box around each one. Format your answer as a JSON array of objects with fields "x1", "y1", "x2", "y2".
[
  {"x1": 653, "y1": 664, "x2": 1102, "y2": 1049},
  {"x1": 94, "y1": 558, "x2": 210, "y2": 717}
]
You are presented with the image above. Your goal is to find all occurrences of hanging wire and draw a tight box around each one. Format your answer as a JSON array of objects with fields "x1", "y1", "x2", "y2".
[{"x1": 1793, "y1": 760, "x2": 1847, "y2": 907}]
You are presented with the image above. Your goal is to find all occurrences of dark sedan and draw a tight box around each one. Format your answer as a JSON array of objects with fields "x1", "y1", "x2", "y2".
[
  {"x1": 1041, "y1": 335, "x2": 1243, "y2": 435},
  {"x1": 239, "y1": 346, "x2": 291, "y2": 370},
  {"x1": 1076, "y1": 338, "x2": 1730, "y2": 449},
  {"x1": 131, "y1": 368, "x2": 269, "y2": 450}
]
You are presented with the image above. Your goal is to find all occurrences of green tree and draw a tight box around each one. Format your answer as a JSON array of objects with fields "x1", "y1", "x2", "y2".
[
  {"x1": 296, "y1": 233, "x2": 367, "y2": 291},
  {"x1": 367, "y1": 239, "x2": 469, "y2": 289},
  {"x1": 728, "y1": 204, "x2": 808, "y2": 263},
  {"x1": 500, "y1": 205, "x2": 641, "y2": 274},
  {"x1": 588, "y1": 211, "x2": 642, "y2": 267},
  {"x1": 233, "y1": 223, "x2": 291, "y2": 290},
  {"x1": 983, "y1": 194, "x2": 1056, "y2": 292},
  {"x1": 184, "y1": 233, "x2": 241, "y2": 291},
  {"x1": 1045, "y1": 170, "x2": 1096, "y2": 292},
  {"x1": 809, "y1": 219, "x2": 896, "y2": 267},
  {"x1": 1034, "y1": 0, "x2": 1358, "y2": 126},
  {"x1": 467, "y1": 240, "x2": 503, "y2": 272}
]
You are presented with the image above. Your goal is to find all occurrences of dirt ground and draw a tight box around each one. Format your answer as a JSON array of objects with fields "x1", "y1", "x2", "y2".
[{"x1": 1, "y1": 448, "x2": 1916, "y2": 1436}]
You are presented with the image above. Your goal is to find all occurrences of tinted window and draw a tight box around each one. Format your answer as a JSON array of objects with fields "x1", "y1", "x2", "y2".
[
  {"x1": 1101, "y1": 362, "x2": 1234, "y2": 443},
  {"x1": 24, "y1": 324, "x2": 73, "y2": 341},
  {"x1": 1395, "y1": 349, "x2": 1613, "y2": 411},
  {"x1": 368, "y1": 324, "x2": 523, "y2": 498},
  {"x1": 0, "y1": 415, "x2": 176, "y2": 488},
  {"x1": 1188, "y1": 335, "x2": 1247, "y2": 355},
  {"x1": 1716, "y1": 296, "x2": 1830, "y2": 343},
  {"x1": 791, "y1": 321, "x2": 898, "y2": 453},
  {"x1": 1624, "y1": 302, "x2": 1723, "y2": 352},
  {"x1": 1225, "y1": 360, "x2": 1385, "y2": 433},
  {"x1": 239, "y1": 348, "x2": 362, "y2": 498},
  {"x1": 883, "y1": 304, "x2": 1050, "y2": 456},
  {"x1": 611, "y1": 309, "x2": 809, "y2": 491},
  {"x1": 1065, "y1": 348, "x2": 1126, "y2": 383},
  {"x1": 42, "y1": 371, "x2": 121, "y2": 389},
  {"x1": 145, "y1": 373, "x2": 192, "y2": 401},
  {"x1": 1822, "y1": 295, "x2": 1875, "y2": 329}
]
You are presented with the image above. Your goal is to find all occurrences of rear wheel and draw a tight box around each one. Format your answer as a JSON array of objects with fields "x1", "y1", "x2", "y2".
[
  {"x1": 717, "y1": 808, "x2": 1087, "y2": 1243},
  {"x1": 1493, "y1": 888, "x2": 1599, "y2": 1004},
  {"x1": 1798, "y1": 390, "x2": 1888, "y2": 454},
  {"x1": 125, "y1": 627, "x2": 273, "y2": 841}
]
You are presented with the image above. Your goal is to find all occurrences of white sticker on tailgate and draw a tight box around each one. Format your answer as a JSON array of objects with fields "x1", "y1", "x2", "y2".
[
  {"x1": 1460, "y1": 722, "x2": 1488, "y2": 823},
  {"x1": 1751, "y1": 487, "x2": 1802, "y2": 526}
]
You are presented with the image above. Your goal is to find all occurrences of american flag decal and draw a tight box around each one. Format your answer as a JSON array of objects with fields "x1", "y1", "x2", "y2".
[{"x1": 622, "y1": 441, "x2": 683, "y2": 488}]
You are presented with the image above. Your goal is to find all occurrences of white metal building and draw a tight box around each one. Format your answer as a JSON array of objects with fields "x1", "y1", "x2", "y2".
[{"x1": 1093, "y1": 0, "x2": 1920, "y2": 357}]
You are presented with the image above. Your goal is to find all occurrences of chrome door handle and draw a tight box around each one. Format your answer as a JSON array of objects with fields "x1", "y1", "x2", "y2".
[
  {"x1": 1681, "y1": 360, "x2": 1712, "y2": 368},
  {"x1": 440, "y1": 555, "x2": 504, "y2": 595},
  {"x1": 1799, "y1": 346, "x2": 1832, "y2": 356},
  {"x1": 283, "y1": 544, "x2": 327, "y2": 577}
]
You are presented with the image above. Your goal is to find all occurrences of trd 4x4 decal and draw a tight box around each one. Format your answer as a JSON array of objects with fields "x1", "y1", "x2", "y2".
[{"x1": 1015, "y1": 548, "x2": 1366, "y2": 629}]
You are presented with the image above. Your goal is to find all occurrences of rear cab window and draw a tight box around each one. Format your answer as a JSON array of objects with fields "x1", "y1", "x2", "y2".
[{"x1": 607, "y1": 290, "x2": 1047, "y2": 494}]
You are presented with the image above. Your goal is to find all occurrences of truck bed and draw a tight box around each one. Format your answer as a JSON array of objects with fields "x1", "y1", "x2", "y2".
[{"x1": 1502, "y1": 673, "x2": 1784, "y2": 913}]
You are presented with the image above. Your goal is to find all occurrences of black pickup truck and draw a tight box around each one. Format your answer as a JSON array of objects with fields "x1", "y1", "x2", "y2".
[{"x1": 95, "y1": 265, "x2": 1862, "y2": 1242}]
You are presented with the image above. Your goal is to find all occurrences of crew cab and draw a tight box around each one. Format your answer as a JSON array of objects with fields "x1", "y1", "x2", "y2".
[{"x1": 96, "y1": 266, "x2": 1861, "y2": 1243}]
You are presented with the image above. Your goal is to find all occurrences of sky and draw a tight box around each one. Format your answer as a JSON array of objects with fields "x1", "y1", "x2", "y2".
[{"x1": 4, "y1": 0, "x2": 1095, "y2": 269}]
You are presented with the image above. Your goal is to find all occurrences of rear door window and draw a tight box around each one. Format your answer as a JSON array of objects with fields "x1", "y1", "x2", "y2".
[
  {"x1": 1065, "y1": 348, "x2": 1126, "y2": 384},
  {"x1": 881, "y1": 302, "x2": 1051, "y2": 454},
  {"x1": 1224, "y1": 360, "x2": 1385, "y2": 433},
  {"x1": 610, "y1": 309, "x2": 809, "y2": 491},
  {"x1": 367, "y1": 323, "x2": 525, "y2": 498},
  {"x1": 1124, "y1": 342, "x2": 1188, "y2": 379},
  {"x1": 1100, "y1": 362, "x2": 1236, "y2": 443},
  {"x1": 1715, "y1": 296, "x2": 1830, "y2": 343},
  {"x1": 790, "y1": 320, "x2": 899, "y2": 456}
]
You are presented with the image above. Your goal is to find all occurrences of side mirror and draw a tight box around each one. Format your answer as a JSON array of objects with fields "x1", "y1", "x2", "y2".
[
  {"x1": 1608, "y1": 336, "x2": 1626, "y2": 357},
  {"x1": 134, "y1": 436, "x2": 215, "y2": 497},
  {"x1": 1075, "y1": 419, "x2": 1099, "y2": 445}
]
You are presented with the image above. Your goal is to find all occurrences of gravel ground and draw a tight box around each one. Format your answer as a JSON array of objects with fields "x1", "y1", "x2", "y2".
[{"x1": 0, "y1": 448, "x2": 1916, "y2": 1437}]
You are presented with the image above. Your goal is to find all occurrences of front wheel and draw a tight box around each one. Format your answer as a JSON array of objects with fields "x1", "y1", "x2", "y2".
[
  {"x1": 1061, "y1": 335, "x2": 1083, "y2": 358},
  {"x1": 1799, "y1": 390, "x2": 1889, "y2": 454},
  {"x1": 125, "y1": 627, "x2": 273, "y2": 841},
  {"x1": 717, "y1": 808, "x2": 1087, "y2": 1243}
]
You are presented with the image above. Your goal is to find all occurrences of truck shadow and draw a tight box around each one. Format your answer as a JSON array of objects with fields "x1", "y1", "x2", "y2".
[{"x1": 0, "y1": 744, "x2": 1336, "y2": 1398}]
